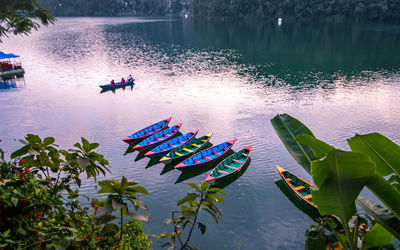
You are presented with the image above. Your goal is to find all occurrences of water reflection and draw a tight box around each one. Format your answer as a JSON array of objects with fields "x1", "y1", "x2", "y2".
[
  {"x1": 0, "y1": 76, "x2": 26, "y2": 91},
  {"x1": 100, "y1": 85, "x2": 135, "y2": 94}
]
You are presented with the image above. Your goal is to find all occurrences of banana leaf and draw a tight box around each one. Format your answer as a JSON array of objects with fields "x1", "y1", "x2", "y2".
[
  {"x1": 363, "y1": 223, "x2": 393, "y2": 250},
  {"x1": 271, "y1": 114, "x2": 400, "y2": 234},
  {"x1": 348, "y1": 133, "x2": 400, "y2": 177},
  {"x1": 311, "y1": 150, "x2": 375, "y2": 224},
  {"x1": 356, "y1": 197, "x2": 400, "y2": 240},
  {"x1": 365, "y1": 173, "x2": 400, "y2": 220},
  {"x1": 271, "y1": 114, "x2": 316, "y2": 173}
]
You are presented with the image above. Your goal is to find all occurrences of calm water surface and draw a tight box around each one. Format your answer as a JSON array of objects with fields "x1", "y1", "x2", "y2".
[{"x1": 1, "y1": 17, "x2": 400, "y2": 249}]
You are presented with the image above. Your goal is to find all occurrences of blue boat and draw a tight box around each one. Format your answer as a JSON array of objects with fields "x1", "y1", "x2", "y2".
[
  {"x1": 99, "y1": 79, "x2": 135, "y2": 90},
  {"x1": 123, "y1": 117, "x2": 172, "y2": 144},
  {"x1": 159, "y1": 133, "x2": 213, "y2": 164},
  {"x1": 133, "y1": 123, "x2": 183, "y2": 152},
  {"x1": 144, "y1": 130, "x2": 198, "y2": 159},
  {"x1": 174, "y1": 139, "x2": 237, "y2": 171}
]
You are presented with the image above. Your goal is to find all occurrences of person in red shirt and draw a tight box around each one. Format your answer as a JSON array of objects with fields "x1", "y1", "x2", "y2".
[{"x1": 110, "y1": 80, "x2": 115, "y2": 86}]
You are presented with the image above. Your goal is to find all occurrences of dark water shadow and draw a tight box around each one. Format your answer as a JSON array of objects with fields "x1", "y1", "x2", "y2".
[
  {"x1": 100, "y1": 84, "x2": 134, "y2": 94},
  {"x1": 160, "y1": 163, "x2": 176, "y2": 175},
  {"x1": 160, "y1": 142, "x2": 214, "y2": 175},
  {"x1": 175, "y1": 149, "x2": 235, "y2": 184},
  {"x1": 134, "y1": 150, "x2": 150, "y2": 162},
  {"x1": 123, "y1": 140, "x2": 142, "y2": 155},
  {"x1": 275, "y1": 180, "x2": 321, "y2": 221},
  {"x1": 145, "y1": 156, "x2": 164, "y2": 168},
  {"x1": 210, "y1": 158, "x2": 251, "y2": 189}
]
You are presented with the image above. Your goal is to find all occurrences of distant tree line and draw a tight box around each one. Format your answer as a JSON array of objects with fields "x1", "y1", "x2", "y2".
[
  {"x1": 40, "y1": 0, "x2": 187, "y2": 16},
  {"x1": 190, "y1": 0, "x2": 400, "y2": 21},
  {"x1": 40, "y1": 0, "x2": 400, "y2": 21}
]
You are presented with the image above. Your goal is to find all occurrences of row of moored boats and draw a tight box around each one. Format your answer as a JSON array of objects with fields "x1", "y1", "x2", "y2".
[{"x1": 123, "y1": 117, "x2": 252, "y2": 184}]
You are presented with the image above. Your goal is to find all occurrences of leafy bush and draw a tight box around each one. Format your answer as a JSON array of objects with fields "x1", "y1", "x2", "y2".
[
  {"x1": 0, "y1": 135, "x2": 150, "y2": 249},
  {"x1": 153, "y1": 181, "x2": 225, "y2": 250}
]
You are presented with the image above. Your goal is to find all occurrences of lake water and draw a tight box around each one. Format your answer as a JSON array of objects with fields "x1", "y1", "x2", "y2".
[{"x1": 1, "y1": 17, "x2": 400, "y2": 249}]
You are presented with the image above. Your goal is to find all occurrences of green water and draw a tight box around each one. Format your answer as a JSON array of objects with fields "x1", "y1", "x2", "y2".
[{"x1": 0, "y1": 18, "x2": 399, "y2": 249}]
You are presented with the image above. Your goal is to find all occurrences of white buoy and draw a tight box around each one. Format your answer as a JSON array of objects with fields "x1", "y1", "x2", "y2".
[
  {"x1": 278, "y1": 17, "x2": 282, "y2": 26},
  {"x1": 184, "y1": 14, "x2": 188, "y2": 19}
]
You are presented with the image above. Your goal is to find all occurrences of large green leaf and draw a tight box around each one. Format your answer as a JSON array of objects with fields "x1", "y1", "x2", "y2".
[
  {"x1": 183, "y1": 182, "x2": 200, "y2": 192},
  {"x1": 97, "y1": 180, "x2": 116, "y2": 194},
  {"x1": 356, "y1": 197, "x2": 400, "y2": 240},
  {"x1": 296, "y1": 134, "x2": 334, "y2": 159},
  {"x1": 363, "y1": 223, "x2": 393, "y2": 250},
  {"x1": 311, "y1": 150, "x2": 375, "y2": 224},
  {"x1": 348, "y1": 133, "x2": 400, "y2": 177},
  {"x1": 126, "y1": 186, "x2": 149, "y2": 195},
  {"x1": 271, "y1": 114, "x2": 316, "y2": 173},
  {"x1": 366, "y1": 173, "x2": 400, "y2": 220}
]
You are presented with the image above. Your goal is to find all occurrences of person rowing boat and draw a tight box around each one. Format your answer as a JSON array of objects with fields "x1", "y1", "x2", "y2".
[{"x1": 127, "y1": 74, "x2": 134, "y2": 83}]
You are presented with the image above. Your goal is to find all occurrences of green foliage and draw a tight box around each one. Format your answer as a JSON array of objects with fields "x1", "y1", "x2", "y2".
[
  {"x1": 0, "y1": 135, "x2": 150, "y2": 249},
  {"x1": 153, "y1": 181, "x2": 225, "y2": 249},
  {"x1": 271, "y1": 113, "x2": 316, "y2": 173},
  {"x1": 348, "y1": 133, "x2": 400, "y2": 177},
  {"x1": 363, "y1": 223, "x2": 393, "y2": 250},
  {"x1": 271, "y1": 113, "x2": 400, "y2": 248},
  {"x1": 310, "y1": 150, "x2": 375, "y2": 225},
  {"x1": 305, "y1": 217, "x2": 342, "y2": 250},
  {"x1": 356, "y1": 197, "x2": 400, "y2": 240},
  {"x1": 95, "y1": 176, "x2": 149, "y2": 242},
  {"x1": 0, "y1": 0, "x2": 55, "y2": 42}
]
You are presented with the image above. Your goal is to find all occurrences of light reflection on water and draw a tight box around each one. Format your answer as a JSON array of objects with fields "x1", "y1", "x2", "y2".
[{"x1": 0, "y1": 17, "x2": 400, "y2": 249}]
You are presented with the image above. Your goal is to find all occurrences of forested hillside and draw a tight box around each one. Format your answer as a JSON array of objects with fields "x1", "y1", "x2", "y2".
[
  {"x1": 40, "y1": 0, "x2": 400, "y2": 21},
  {"x1": 40, "y1": 0, "x2": 185, "y2": 16},
  {"x1": 191, "y1": 0, "x2": 400, "y2": 21}
]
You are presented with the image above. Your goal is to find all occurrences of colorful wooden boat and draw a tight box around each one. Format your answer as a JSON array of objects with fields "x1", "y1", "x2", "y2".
[
  {"x1": 205, "y1": 145, "x2": 252, "y2": 184},
  {"x1": 174, "y1": 139, "x2": 237, "y2": 171},
  {"x1": 123, "y1": 117, "x2": 172, "y2": 144},
  {"x1": 276, "y1": 165, "x2": 318, "y2": 210},
  {"x1": 144, "y1": 130, "x2": 199, "y2": 159},
  {"x1": 99, "y1": 79, "x2": 135, "y2": 90},
  {"x1": 159, "y1": 133, "x2": 213, "y2": 164},
  {"x1": 133, "y1": 123, "x2": 183, "y2": 152}
]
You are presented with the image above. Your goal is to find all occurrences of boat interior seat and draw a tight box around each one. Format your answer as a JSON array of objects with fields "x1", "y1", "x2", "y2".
[
  {"x1": 218, "y1": 169, "x2": 230, "y2": 175},
  {"x1": 232, "y1": 159, "x2": 244, "y2": 164},
  {"x1": 224, "y1": 164, "x2": 237, "y2": 170},
  {"x1": 303, "y1": 194, "x2": 312, "y2": 199},
  {"x1": 293, "y1": 186, "x2": 305, "y2": 191},
  {"x1": 286, "y1": 178, "x2": 292, "y2": 182}
]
